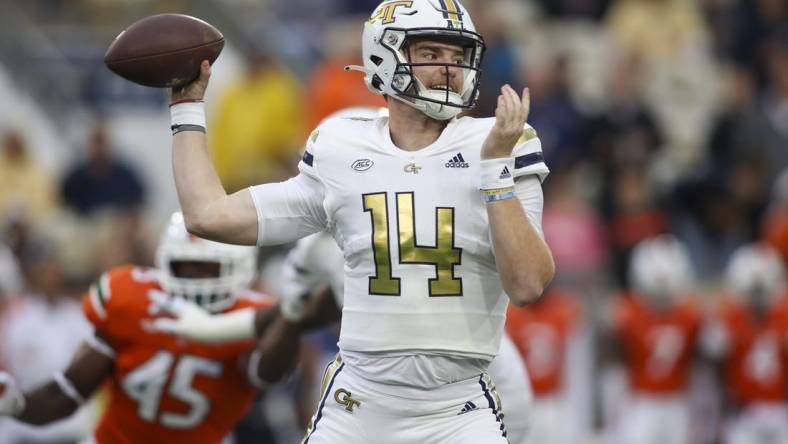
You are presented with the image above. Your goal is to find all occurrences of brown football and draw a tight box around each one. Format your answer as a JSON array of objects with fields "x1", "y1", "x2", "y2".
[{"x1": 104, "y1": 13, "x2": 224, "y2": 88}]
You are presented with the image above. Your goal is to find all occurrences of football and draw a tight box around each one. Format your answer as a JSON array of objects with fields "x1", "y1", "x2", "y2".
[{"x1": 104, "y1": 13, "x2": 224, "y2": 88}]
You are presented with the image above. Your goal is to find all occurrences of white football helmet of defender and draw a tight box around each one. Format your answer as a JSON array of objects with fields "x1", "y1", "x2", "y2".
[
  {"x1": 348, "y1": 0, "x2": 485, "y2": 121},
  {"x1": 629, "y1": 235, "x2": 695, "y2": 309},
  {"x1": 725, "y1": 243, "x2": 786, "y2": 311},
  {"x1": 156, "y1": 212, "x2": 257, "y2": 313}
]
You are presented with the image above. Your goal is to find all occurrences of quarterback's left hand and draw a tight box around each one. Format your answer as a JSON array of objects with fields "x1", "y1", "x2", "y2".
[
  {"x1": 481, "y1": 85, "x2": 530, "y2": 159},
  {"x1": 0, "y1": 371, "x2": 25, "y2": 417}
]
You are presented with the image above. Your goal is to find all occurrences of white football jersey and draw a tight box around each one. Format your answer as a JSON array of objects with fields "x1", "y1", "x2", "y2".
[{"x1": 296, "y1": 115, "x2": 548, "y2": 359}]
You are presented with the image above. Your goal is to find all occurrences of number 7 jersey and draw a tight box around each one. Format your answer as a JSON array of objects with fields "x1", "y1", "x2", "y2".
[
  {"x1": 81, "y1": 266, "x2": 271, "y2": 444},
  {"x1": 298, "y1": 115, "x2": 548, "y2": 359}
]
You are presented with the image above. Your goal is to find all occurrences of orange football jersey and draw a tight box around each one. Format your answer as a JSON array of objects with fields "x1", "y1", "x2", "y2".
[
  {"x1": 82, "y1": 265, "x2": 272, "y2": 444},
  {"x1": 718, "y1": 296, "x2": 788, "y2": 404},
  {"x1": 505, "y1": 290, "x2": 581, "y2": 396},
  {"x1": 614, "y1": 294, "x2": 700, "y2": 394}
]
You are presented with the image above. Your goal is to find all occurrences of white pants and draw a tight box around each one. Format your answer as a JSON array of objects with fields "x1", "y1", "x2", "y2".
[
  {"x1": 302, "y1": 355, "x2": 509, "y2": 444},
  {"x1": 613, "y1": 395, "x2": 689, "y2": 444},
  {"x1": 525, "y1": 396, "x2": 570, "y2": 444},
  {"x1": 724, "y1": 403, "x2": 788, "y2": 444}
]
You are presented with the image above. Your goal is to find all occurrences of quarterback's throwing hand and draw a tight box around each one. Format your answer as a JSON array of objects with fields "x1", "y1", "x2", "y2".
[
  {"x1": 481, "y1": 85, "x2": 531, "y2": 159},
  {"x1": 170, "y1": 60, "x2": 212, "y2": 104},
  {"x1": 0, "y1": 371, "x2": 25, "y2": 417}
]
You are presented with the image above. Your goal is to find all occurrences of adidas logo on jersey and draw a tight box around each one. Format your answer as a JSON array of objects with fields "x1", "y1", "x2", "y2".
[
  {"x1": 458, "y1": 401, "x2": 478, "y2": 415},
  {"x1": 499, "y1": 166, "x2": 511, "y2": 179},
  {"x1": 445, "y1": 153, "x2": 469, "y2": 168}
]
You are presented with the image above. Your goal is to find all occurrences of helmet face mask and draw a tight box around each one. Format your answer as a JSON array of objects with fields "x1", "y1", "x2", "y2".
[
  {"x1": 360, "y1": 0, "x2": 486, "y2": 120},
  {"x1": 156, "y1": 213, "x2": 257, "y2": 313}
]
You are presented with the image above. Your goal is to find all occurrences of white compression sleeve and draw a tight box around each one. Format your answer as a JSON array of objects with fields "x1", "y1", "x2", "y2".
[{"x1": 168, "y1": 308, "x2": 257, "y2": 344}]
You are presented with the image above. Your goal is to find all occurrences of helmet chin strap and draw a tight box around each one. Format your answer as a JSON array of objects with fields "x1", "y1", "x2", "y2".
[
  {"x1": 345, "y1": 64, "x2": 463, "y2": 120},
  {"x1": 410, "y1": 76, "x2": 463, "y2": 120}
]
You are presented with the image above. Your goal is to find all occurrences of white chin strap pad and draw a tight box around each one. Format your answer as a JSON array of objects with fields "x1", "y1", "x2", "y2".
[{"x1": 402, "y1": 77, "x2": 464, "y2": 120}]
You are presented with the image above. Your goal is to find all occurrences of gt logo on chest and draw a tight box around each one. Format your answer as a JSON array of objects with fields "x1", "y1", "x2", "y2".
[{"x1": 403, "y1": 162, "x2": 422, "y2": 174}]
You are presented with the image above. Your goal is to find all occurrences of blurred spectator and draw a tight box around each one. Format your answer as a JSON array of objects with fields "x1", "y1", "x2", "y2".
[
  {"x1": 304, "y1": 17, "x2": 385, "y2": 129},
  {"x1": 338, "y1": 0, "x2": 382, "y2": 15},
  {"x1": 0, "y1": 240, "x2": 96, "y2": 443},
  {"x1": 210, "y1": 50, "x2": 304, "y2": 192},
  {"x1": 60, "y1": 122, "x2": 145, "y2": 215},
  {"x1": 604, "y1": 167, "x2": 668, "y2": 286},
  {"x1": 535, "y1": 0, "x2": 612, "y2": 20},
  {"x1": 524, "y1": 55, "x2": 587, "y2": 168},
  {"x1": 672, "y1": 173, "x2": 748, "y2": 279},
  {"x1": 470, "y1": 4, "x2": 522, "y2": 117},
  {"x1": 0, "y1": 243, "x2": 22, "y2": 300},
  {"x1": 763, "y1": 208, "x2": 788, "y2": 265},
  {"x1": 606, "y1": 0, "x2": 725, "y2": 172},
  {"x1": 708, "y1": 44, "x2": 788, "y2": 186},
  {"x1": 605, "y1": 0, "x2": 710, "y2": 64},
  {"x1": 764, "y1": 168, "x2": 788, "y2": 264},
  {"x1": 586, "y1": 54, "x2": 662, "y2": 177},
  {"x1": 727, "y1": 153, "x2": 771, "y2": 241},
  {"x1": 706, "y1": 65, "x2": 759, "y2": 175},
  {"x1": 712, "y1": 0, "x2": 787, "y2": 83},
  {"x1": 542, "y1": 166, "x2": 609, "y2": 286},
  {"x1": 0, "y1": 130, "x2": 58, "y2": 226},
  {"x1": 757, "y1": 34, "x2": 788, "y2": 175}
]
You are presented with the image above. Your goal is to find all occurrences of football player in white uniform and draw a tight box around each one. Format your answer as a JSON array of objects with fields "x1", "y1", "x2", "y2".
[
  {"x1": 164, "y1": 0, "x2": 553, "y2": 441},
  {"x1": 273, "y1": 228, "x2": 535, "y2": 444}
]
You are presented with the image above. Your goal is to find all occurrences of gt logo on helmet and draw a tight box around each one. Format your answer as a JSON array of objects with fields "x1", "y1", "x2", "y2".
[{"x1": 367, "y1": 0, "x2": 413, "y2": 25}]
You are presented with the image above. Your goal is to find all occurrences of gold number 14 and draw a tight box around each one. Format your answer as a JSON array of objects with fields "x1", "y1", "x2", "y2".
[{"x1": 362, "y1": 192, "x2": 462, "y2": 297}]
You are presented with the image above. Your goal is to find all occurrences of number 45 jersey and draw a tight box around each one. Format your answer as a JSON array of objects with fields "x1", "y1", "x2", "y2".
[
  {"x1": 81, "y1": 266, "x2": 271, "y2": 444},
  {"x1": 294, "y1": 115, "x2": 548, "y2": 359}
]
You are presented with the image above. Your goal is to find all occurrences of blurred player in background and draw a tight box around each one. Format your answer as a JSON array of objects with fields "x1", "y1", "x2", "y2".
[
  {"x1": 0, "y1": 212, "x2": 323, "y2": 443},
  {"x1": 505, "y1": 287, "x2": 582, "y2": 444},
  {"x1": 704, "y1": 244, "x2": 788, "y2": 444},
  {"x1": 606, "y1": 235, "x2": 702, "y2": 444},
  {"x1": 165, "y1": 0, "x2": 553, "y2": 441}
]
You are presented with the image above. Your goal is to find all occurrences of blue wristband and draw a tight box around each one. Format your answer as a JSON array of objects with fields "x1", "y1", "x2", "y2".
[{"x1": 484, "y1": 191, "x2": 515, "y2": 202}]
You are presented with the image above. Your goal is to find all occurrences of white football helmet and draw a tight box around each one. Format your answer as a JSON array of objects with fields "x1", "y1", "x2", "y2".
[
  {"x1": 156, "y1": 213, "x2": 257, "y2": 313},
  {"x1": 725, "y1": 243, "x2": 786, "y2": 310},
  {"x1": 629, "y1": 235, "x2": 695, "y2": 308},
  {"x1": 350, "y1": 0, "x2": 485, "y2": 120}
]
